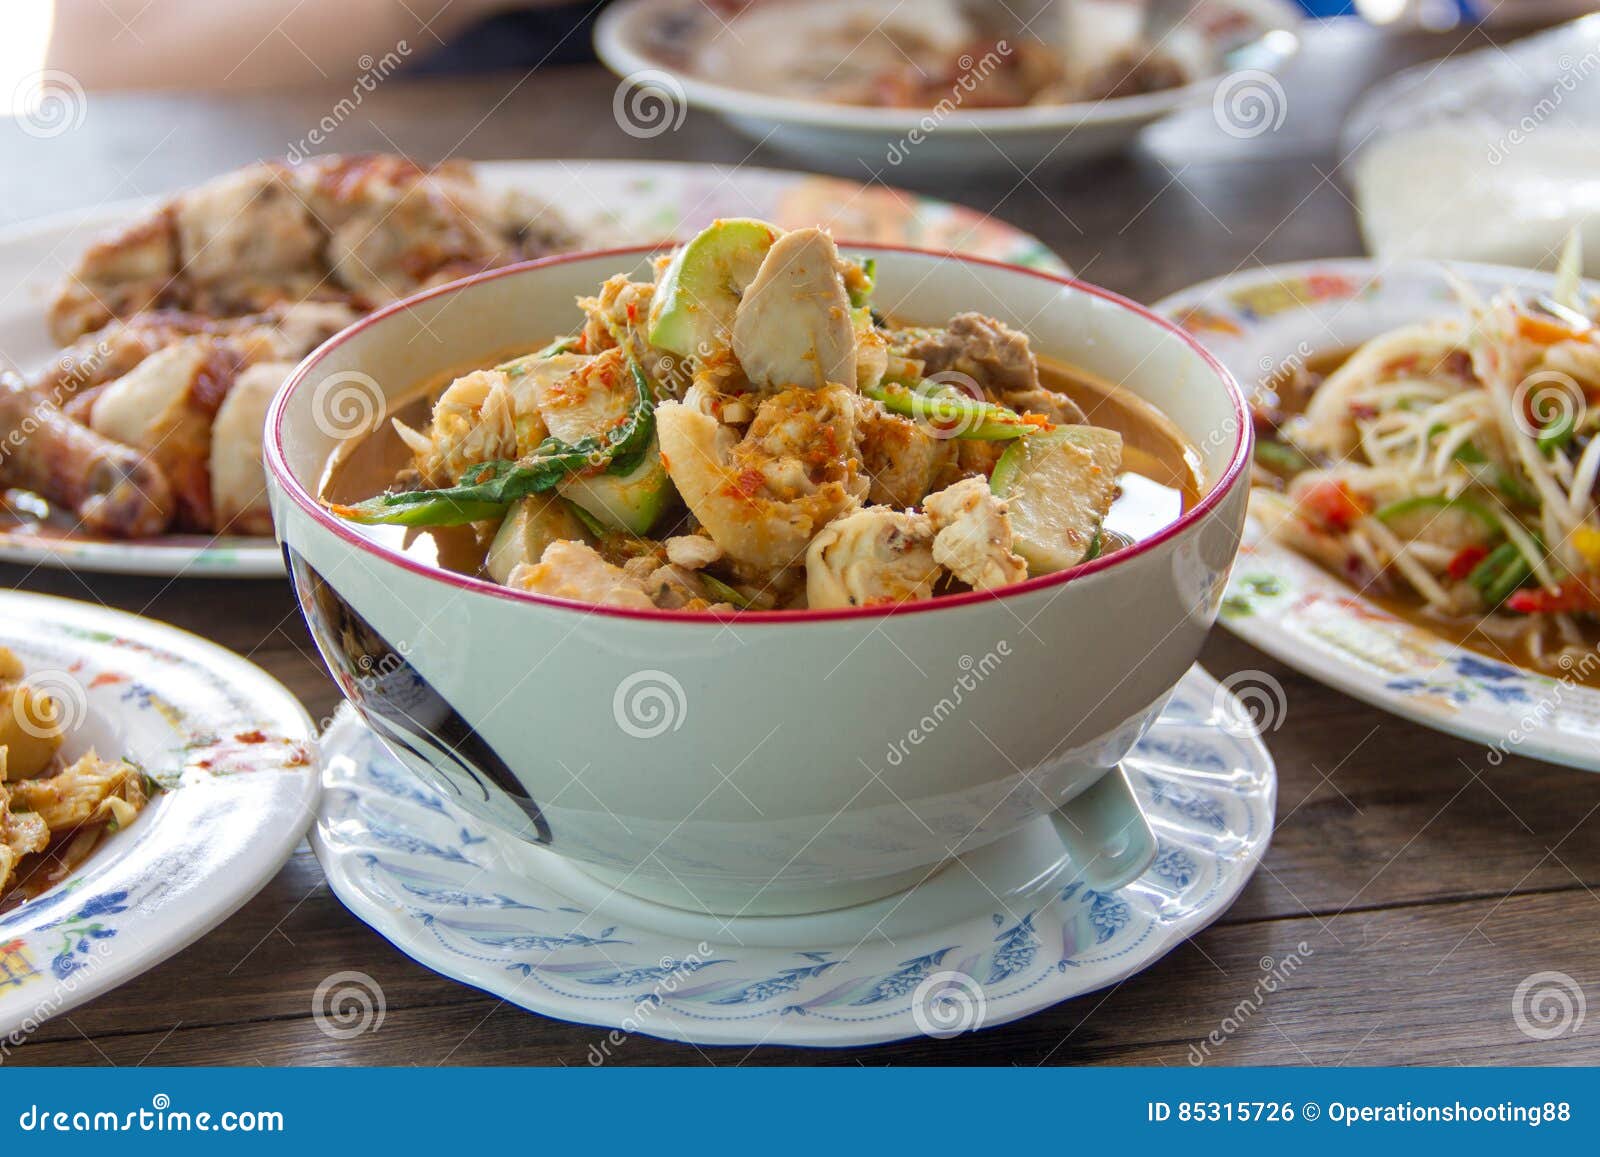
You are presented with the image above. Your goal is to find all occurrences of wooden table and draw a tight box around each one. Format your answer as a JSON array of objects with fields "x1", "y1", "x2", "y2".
[{"x1": 6, "y1": 20, "x2": 1598, "y2": 1067}]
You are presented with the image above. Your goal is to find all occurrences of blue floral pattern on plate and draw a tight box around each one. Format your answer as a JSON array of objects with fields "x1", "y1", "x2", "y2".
[{"x1": 312, "y1": 666, "x2": 1276, "y2": 1048}]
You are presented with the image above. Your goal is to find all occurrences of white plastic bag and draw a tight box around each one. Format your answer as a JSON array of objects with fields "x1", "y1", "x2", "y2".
[{"x1": 1347, "y1": 15, "x2": 1600, "y2": 273}]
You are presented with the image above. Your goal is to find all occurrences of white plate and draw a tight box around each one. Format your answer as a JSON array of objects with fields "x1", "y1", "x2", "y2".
[
  {"x1": 0, "y1": 158, "x2": 1064, "y2": 579},
  {"x1": 312, "y1": 665, "x2": 1274, "y2": 1048},
  {"x1": 1157, "y1": 258, "x2": 1600, "y2": 772},
  {"x1": 0, "y1": 590, "x2": 320, "y2": 1036},
  {"x1": 595, "y1": 0, "x2": 1302, "y2": 176}
]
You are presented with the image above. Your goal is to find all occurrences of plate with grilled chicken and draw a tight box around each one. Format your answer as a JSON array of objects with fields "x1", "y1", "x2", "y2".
[{"x1": 0, "y1": 155, "x2": 1061, "y2": 577}]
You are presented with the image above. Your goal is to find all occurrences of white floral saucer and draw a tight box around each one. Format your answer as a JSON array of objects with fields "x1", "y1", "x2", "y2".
[
  {"x1": 1157, "y1": 259, "x2": 1600, "y2": 772},
  {"x1": 312, "y1": 666, "x2": 1274, "y2": 1048}
]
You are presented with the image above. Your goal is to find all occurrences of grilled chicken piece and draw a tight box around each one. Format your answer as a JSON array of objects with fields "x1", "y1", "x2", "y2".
[
  {"x1": 732, "y1": 228, "x2": 857, "y2": 392},
  {"x1": 0, "y1": 372, "x2": 174, "y2": 538},
  {"x1": 35, "y1": 154, "x2": 579, "y2": 540},
  {"x1": 49, "y1": 212, "x2": 179, "y2": 345},
  {"x1": 50, "y1": 155, "x2": 578, "y2": 344},
  {"x1": 174, "y1": 162, "x2": 324, "y2": 307},
  {"x1": 210, "y1": 361, "x2": 290, "y2": 535},
  {"x1": 4, "y1": 299, "x2": 353, "y2": 539},
  {"x1": 322, "y1": 172, "x2": 505, "y2": 305},
  {"x1": 43, "y1": 302, "x2": 359, "y2": 416},
  {"x1": 88, "y1": 339, "x2": 238, "y2": 531}
]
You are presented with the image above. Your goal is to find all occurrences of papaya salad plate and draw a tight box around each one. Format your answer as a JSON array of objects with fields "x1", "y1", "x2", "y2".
[
  {"x1": 0, "y1": 157, "x2": 1061, "y2": 579},
  {"x1": 1157, "y1": 258, "x2": 1600, "y2": 771},
  {"x1": 0, "y1": 590, "x2": 319, "y2": 1037}
]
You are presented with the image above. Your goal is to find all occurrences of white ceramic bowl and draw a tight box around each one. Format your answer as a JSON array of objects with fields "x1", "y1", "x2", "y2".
[
  {"x1": 594, "y1": 0, "x2": 1302, "y2": 176},
  {"x1": 266, "y1": 246, "x2": 1250, "y2": 916}
]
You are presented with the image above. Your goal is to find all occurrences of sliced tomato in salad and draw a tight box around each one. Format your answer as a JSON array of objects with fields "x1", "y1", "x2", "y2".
[
  {"x1": 1505, "y1": 577, "x2": 1600, "y2": 615},
  {"x1": 1297, "y1": 480, "x2": 1371, "y2": 533},
  {"x1": 1447, "y1": 545, "x2": 1491, "y2": 579}
]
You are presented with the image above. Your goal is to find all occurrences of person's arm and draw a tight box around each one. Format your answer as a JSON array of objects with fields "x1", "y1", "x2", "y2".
[{"x1": 45, "y1": 0, "x2": 522, "y2": 90}]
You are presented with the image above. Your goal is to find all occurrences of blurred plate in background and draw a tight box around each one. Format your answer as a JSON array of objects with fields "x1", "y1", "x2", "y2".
[
  {"x1": 596, "y1": 0, "x2": 1302, "y2": 175},
  {"x1": 0, "y1": 158, "x2": 1063, "y2": 578}
]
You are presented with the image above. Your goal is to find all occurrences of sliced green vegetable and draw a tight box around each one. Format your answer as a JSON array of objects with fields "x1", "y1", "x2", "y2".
[
  {"x1": 1466, "y1": 541, "x2": 1533, "y2": 606},
  {"x1": 846, "y1": 256, "x2": 876, "y2": 308},
  {"x1": 1254, "y1": 438, "x2": 1311, "y2": 475},
  {"x1": 566, "y1": 499, "x2": 610, "y2": 539},
  {"x1": 333, "y1": 357, "x2": 655, "y2": 528},
  {"x1": 700, "y1": 573, "x2": 757, "y2": 609},
  {"x1": 864, "y1": 381, "x2": 1034, "y2": 441},
  {"x1": 1467, "y1": 543, "x2": 1519, "y2": 592},
  {"x1": 558, "y1": 434, "x2": 673, "y2": 535},
  {"x1": 647, "y1": 218, "x2": 778, "y2": 359},
  {"x1": 496, "y1": 336, "x2": 579, "y2": 379},
  {"x1": 1538, "y1": 410, "x2": 1575, "y2": 455},
  {"x1": 1483, "y1": 556, "x2": 1533, "y2": 606},
  {"x1": 485, "y1": 496, "x2": 592, "y2": 585},
  {"x1": 1454, "y1": 443, "x2": 1538, "y2": 506},
  {"x1": 991, "y1": 425, "x2": 1123, "y2": 573},
  {"x1": 1373, "y1": 493, "x2": 1500, "y2": 534}
]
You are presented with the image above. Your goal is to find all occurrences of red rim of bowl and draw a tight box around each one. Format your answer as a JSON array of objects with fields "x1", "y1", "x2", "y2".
[{"x1": 266, "y1": 243, "x2": 1251, "y2": 626}]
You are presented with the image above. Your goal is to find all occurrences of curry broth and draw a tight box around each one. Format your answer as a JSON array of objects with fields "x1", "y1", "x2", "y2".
[{"x1": 322, "y1": 350, "x2": 1204, "y2": 583}]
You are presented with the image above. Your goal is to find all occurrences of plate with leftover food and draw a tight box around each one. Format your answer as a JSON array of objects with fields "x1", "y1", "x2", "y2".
[
  {"x1": 0, "y1": 156, "x2": 1062, "y2": 578},
  {"x1": 596, "y1": 0, "x2": 1302, "y2": 172},
  {"x1": 312, "y1": 663, "x2": 1275, "y2": 1047},
  {"x1": 1158, "y1": 256, "x2": 1600, "y2": 770},
  {"x1": 0, "y1": 590, "x2": 318, "y2": 1037}
]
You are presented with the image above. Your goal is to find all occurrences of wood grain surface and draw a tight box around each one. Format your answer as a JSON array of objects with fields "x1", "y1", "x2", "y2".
[{"x1": 3, "y1": 19, "x2": 1597, "y2": 1066}]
